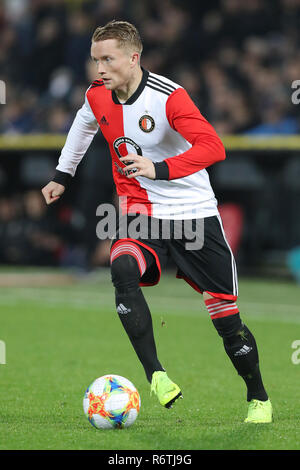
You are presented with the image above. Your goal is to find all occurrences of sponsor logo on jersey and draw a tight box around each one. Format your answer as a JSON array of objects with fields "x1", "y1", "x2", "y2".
[
  {"x1": 113, "y1": 137, "x2": 142, "y2": 175},
  {"x1": 139, "y1": 115, "x2": 155, "y2": 133}
]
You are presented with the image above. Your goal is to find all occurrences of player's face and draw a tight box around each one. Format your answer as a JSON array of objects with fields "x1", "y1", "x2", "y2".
[{"x1": 91, "y1": 39, "x2": 138, "y2": 91}]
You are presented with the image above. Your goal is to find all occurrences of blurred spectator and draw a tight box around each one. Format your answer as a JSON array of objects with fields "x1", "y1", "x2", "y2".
[
  {"x1": 22, "y1": 189, "x2": 64, "y2": 265},
  {"x1": 0, "y1": 189, "x2": 89, "y2": 267},
  {"x1": 44, "y1": 103, "x2": 73, "y2": 133},
  {"x1": 0, "y1": 191, "x2": 63, "y2": 265},
  {"x1": 65, "y1": 10, "x2": 92, "y2": 82}
]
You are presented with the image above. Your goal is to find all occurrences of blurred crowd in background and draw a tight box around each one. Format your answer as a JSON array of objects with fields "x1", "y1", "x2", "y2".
[
  {"x1": 1, "y1": 0, "x2": 300, "y2": 273},
  {"x1": 1, "y1": 0, "x2": 300, "y2": 136}
]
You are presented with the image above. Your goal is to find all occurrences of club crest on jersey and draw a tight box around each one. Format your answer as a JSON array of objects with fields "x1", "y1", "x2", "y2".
[{"x1": 139, "y1": 115, "x2": 155, "y2": 133}]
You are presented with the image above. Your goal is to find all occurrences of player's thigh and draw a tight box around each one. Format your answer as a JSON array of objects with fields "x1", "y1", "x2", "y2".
[{"x1": 168, "y1": 215, "x2": 238, "y2": 300}]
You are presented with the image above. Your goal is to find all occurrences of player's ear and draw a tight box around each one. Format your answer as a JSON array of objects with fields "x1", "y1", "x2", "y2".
[{"x1": 130, "y1": 51, "x2": 140, "y2": 67}]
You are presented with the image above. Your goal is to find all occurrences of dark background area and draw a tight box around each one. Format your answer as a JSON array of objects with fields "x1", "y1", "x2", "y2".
[{"x1": 0, "y1": 0, "x2": 300, "y2": 278}]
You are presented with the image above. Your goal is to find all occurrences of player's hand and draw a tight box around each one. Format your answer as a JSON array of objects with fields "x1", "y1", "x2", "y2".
[
  {"x1": 120, "y1": 154, "x2": 156, "y2": 180},
  {"x1": 41, "y1": 181, "x2": 65, "y2": 205}
]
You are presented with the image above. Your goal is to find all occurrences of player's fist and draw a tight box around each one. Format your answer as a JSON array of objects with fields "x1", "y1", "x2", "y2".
[
  {"x1": 120, "y1": 154, "x2": 156, "y2": 180},
  {"x1": 41, "y1": 181, "x2": 65, "y2": 205}
]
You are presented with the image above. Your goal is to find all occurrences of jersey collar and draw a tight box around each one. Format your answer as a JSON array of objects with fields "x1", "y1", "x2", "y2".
[{"x1": 112, "y1": 68, "x2": 149, "y2": 105}]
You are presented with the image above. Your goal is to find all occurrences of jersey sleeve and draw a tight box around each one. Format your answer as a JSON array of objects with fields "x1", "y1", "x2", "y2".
[
  {"x1": 163, "y1": 88, "x2": 226, "y2": 180},
  {"x1": 54, "y1": 94, "x2": 99, "y2": 185}
]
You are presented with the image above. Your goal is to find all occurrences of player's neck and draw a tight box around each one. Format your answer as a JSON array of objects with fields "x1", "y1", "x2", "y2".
[{"x1": 115, "y1": 67, "x2": 143, "y2": 103}]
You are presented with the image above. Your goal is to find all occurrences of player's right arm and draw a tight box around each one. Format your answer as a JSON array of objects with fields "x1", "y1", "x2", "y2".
[{"x1": 41, "y1": 94, "x2": 99, "y2": 205}]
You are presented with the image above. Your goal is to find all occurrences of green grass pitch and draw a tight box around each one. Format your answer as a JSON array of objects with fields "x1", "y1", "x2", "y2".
[{"x1": 0, "y1": 269, "x2": 299, "y2": 450}]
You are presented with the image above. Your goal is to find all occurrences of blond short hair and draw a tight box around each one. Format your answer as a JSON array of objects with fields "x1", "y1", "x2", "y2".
[{"x1": 92, "y1": 20, "x2": 143, "y2": 55}]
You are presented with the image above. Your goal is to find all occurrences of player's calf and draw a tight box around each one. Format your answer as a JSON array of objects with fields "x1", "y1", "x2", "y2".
[
  {"x1": 204, "y1": 296, "x2": 269, "y2": 403},
  {"x1": 110, "y1": 244, "x2": 164, "y2": 382}
]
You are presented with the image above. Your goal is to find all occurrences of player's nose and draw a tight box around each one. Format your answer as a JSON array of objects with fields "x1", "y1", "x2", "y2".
[{"x1": 97, "y1": 63, "x2": 108, "y2": 76}]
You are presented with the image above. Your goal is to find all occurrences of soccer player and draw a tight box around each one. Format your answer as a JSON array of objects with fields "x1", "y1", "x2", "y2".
[{"x1": 42, "y1": 20, "x2": 272, "y2": 423}]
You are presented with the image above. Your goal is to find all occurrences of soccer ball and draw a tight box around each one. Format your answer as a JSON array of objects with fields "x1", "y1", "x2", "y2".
[{"x1": 83, "y1": 374, "x2": 141, "y2": 429}]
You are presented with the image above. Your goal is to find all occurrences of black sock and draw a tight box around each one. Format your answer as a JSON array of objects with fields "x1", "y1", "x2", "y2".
[
  {"x1": 111, "y1": 253, "x2": 164, "y2": 382},
  {"x1": 223, "y1": 324, "x2": 268, "y2": 401},
  {"x1": 213, "y1": 314, "x2": 268, "y2": 402},
  {"x1": 116, "y1": 285, "x2": 164, "y2": 382}
]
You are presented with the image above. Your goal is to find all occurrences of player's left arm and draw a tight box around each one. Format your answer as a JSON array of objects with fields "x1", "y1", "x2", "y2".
[
  {"x1": 121, "y1": 87, "x2": 225, "y2": 181},
  {"x1": 155, "y1": 87, "x2": 226, "y2": 180}
]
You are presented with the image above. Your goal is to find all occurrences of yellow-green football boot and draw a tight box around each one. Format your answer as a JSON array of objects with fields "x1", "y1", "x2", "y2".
[
  {"x1": 151, "y1": 371, "x2": 182, "y2": 408},
  {"x1": 244, "y1": 399, "x2": 273, "y2": 423}
]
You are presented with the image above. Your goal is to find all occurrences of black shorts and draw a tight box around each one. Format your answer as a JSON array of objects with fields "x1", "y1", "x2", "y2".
[{"x1": 110, "y1": 214, "x2": 238, "y2": 301}]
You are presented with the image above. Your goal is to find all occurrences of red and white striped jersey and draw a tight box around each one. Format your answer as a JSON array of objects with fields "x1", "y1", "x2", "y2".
[{"x1": 56, "y1": 69, "x2": 226, "y2": 219}]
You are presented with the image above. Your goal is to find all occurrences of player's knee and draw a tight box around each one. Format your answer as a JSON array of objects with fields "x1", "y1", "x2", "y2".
[
  {"x1": 204, "y1": 296, "x2": 242, "y2": 339},
  {"x1": 212, "y1": 313, "x2": 243, "y2": 340},
  {"x1": 111, "y1": 254, "x2": 140, "y2": 291},
  {"x1": 203, "y1": 292, "x2": 214, "y2": 302}
]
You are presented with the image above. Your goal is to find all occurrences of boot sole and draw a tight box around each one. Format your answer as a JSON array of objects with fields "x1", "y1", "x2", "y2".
[{"x1": 165, "y1": 391, "x2": 183, "y2": 409}]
